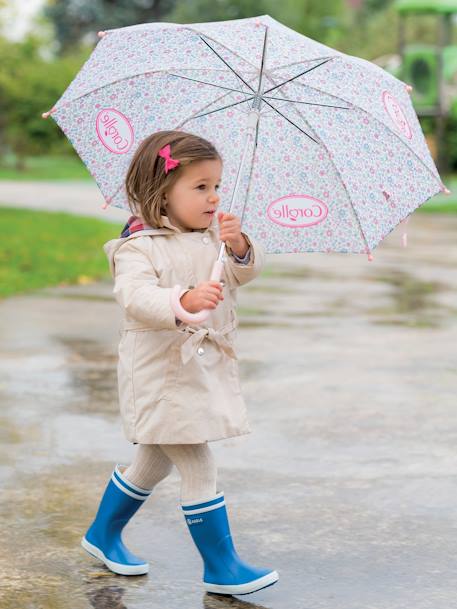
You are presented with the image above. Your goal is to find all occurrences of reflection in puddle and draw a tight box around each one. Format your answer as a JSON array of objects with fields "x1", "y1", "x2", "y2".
[
  {"x1": 2, "y1": 212, "x2": 456, "y2": 608},
  {"x1": 87, "y1": 585, "x2": 127, "y2": 609},
  {"x1": 56, "y1": 337, "x2": 118, "y2": 416},
  {"x1": 245, "y1": 284, "x2": 295, "y2": 294},
  {"x1": 203, "y1": 591, "x2": 273, "y2": 608},
  {"x1": 263, "y1": 265, "x2": 337, "y2": 281},
  {"x1": 366, "y1": 270, "x2": 449, "y2": 328}
]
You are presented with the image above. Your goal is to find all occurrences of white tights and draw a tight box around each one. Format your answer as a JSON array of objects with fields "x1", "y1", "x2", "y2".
[{"x1": 122, "y1": 443, "x2": 218, "y2": 504}]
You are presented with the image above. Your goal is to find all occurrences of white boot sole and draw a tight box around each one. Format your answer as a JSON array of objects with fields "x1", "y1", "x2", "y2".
[
  {"x1": 81, "y1": 537, "x2": 149, "y2": 575},
  {"x1": 204, "y1": 570, "x2": 279, "y2": 595}
]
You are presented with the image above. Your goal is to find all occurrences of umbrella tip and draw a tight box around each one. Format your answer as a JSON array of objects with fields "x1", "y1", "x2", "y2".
[
  {"x1": 98, "y1": 31, "x2": 107, "y2": 38},
  {"x1": 442, "y1": 186, "x2": 451, "y2": 195},
  {"x1": 42, "y1": 107, "x2": 56, "y2": 119},
  {"x1": 405, "y1": 84, "x2": 413, "y2": 92},
  {"x1": 367, "y1": 253, "x2": 374, "y2": 262}
]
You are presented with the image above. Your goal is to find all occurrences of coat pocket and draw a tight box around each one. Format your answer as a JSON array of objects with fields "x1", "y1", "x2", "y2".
[
  {"x1": 224, "y1": 332, "x2": 242, "y2": 396},
  {"x1": 160, "y1": 340, "x2": 183, "y2": 401},
  {"x1": 131, "y1": 330, "x2": 181, "y2": 407}
]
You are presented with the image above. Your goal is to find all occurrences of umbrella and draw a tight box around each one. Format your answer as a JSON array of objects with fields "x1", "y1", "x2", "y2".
[{"x1": 43, "y1": 14, "x2": 450, "y2": 324}]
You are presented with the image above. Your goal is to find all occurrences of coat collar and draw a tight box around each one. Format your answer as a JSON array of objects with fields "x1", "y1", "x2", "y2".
[{"x1": 120, "y1": 214, "x2": 217, "y2": 238}]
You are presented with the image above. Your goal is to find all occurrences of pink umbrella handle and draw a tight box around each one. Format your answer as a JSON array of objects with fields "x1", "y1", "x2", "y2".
[{"x1": 170, "y1": 259, "x2": 225, "y2": 325}]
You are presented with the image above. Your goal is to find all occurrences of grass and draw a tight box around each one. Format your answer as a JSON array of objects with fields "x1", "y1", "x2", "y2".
[
  {"x1": 0, "y1": 154, "x2": 92, "y2": 181},
  {"x1": 417, "y1": 196, "x2": 457, "y2": 214},
  {"x1": 0, "y1": 207, "x2": 123, "y2": 299},
  {"x1": 1, "y1": 155, "x2": 457, "y2": 215}
]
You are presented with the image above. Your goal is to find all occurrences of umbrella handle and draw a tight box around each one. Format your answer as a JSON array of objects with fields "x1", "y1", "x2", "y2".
[
  {"x1": 170, "y1": 259, "x2": 225, "y2": 325},
  {"x1": 171, "y1": 111, "x2": 258, "y2": 325}
]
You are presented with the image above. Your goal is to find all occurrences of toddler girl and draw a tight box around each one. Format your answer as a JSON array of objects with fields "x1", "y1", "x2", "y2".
[{"x1": 80, "y1": 129, "x2": 279, "y2": 596}]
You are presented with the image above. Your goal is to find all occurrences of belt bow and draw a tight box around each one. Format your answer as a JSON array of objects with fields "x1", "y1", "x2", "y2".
[{"x1": 179, "y1": 319, "x2": 237, "y2": 365}]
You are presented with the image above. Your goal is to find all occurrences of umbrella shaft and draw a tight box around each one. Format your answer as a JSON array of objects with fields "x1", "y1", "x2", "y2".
[{"x1": 218, "y1": 110, "x2": 259, "y2": 262}]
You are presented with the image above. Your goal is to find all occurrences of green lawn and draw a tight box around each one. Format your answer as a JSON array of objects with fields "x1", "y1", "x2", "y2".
[
  {"x1": 417, "y1": 177, "x2": 457, "y2": 214},
  {"x1": 0, "y1": 207, "x2": 122, "y2": 298},
  {"x1": 0, "y1": 155, "x2": 92, "y2": 181},
  {"x1": 0, "y1": 193, "x2": 455, "y2": 300},
  {"x1": 1, "y1": 155, "x2": 457, "y2": 213}
]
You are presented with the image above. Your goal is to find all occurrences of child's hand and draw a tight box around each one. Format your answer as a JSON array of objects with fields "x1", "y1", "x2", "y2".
[
  {"x1": 180, "y1": 281, "x2": 224, "y2": 313},
  {"x1": 217, "y1": 212, "x2": 249, "y2": 257}
]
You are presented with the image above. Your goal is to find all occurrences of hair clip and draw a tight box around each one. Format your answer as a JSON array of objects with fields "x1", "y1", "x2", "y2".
[{"x1": 158, "y1": 144, "x2": 180, "y2": 174}]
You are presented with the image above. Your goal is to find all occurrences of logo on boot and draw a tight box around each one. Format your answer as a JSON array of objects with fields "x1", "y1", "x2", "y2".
[{"x1": 187, "y1": 517, "x2": 203, "y2": 525}]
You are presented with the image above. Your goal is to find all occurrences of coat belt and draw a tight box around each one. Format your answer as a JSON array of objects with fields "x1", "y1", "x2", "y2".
[{"x1": 178, "y1": 318, "x2": 237, "y2": 365}]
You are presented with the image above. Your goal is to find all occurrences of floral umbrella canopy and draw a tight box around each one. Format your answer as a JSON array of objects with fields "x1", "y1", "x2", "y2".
[
  {"x1": 46, "y1": 15, "x2": 446, "y2": 254},
  {"x1": 44, "y1": 14, "x2": 447, "y2": 272}
]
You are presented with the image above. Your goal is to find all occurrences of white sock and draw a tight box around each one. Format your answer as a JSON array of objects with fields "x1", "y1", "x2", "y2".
[
  {"x1": 122, "y1": 442, "x2": 218, "y2": 504},
  {"x1": 158, "y1": 443, "x2": 218, "y2": 504},
  {"x1": 123, "y1": 443, "x2": 174, "y2": 490}
]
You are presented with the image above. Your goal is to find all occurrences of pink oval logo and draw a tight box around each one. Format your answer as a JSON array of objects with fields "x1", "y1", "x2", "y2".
[
  {"x1": 96, "y1": 108, "x2": 134, "y2": 154},
  {"x1": 267, "y1": 194, "x2": 328, "y2": 228},
  {"x1": 382, "y1": 91, "x2": 412, "y2": 139}
]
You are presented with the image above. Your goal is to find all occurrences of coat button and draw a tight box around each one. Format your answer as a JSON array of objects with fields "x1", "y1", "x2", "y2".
[
  {"x1": 202, "y1": 236, "x2": 209, "y2": 244},
  {"x1": 197, "y1": 347, "x2": 205, "y2": 356}
]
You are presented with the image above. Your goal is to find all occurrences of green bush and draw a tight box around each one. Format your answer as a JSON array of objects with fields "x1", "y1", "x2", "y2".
[{"x1": 0, "y1": 35, "x2": 90, "y2": 167}]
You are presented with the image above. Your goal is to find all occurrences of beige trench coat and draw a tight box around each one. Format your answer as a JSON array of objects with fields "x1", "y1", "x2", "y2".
[{"x1": 103, "y1": 213, "x2": 266, "y2": 444}]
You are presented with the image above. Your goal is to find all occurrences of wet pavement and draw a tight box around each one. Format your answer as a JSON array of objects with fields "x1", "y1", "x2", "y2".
[{"x1": 1, "y1": 212, "x2": 457, "y2": 608}]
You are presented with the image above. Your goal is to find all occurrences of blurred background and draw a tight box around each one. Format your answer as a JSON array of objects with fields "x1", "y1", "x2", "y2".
[
  {"x1": 3, "y1": 0, "x2": 457, "y2": 171},
  {"x1": 0, "y1": 0, "x2": 456, "y2": 296},
  {"x1": 2, "y1": 5, "x2": 457, "y2": 608}
]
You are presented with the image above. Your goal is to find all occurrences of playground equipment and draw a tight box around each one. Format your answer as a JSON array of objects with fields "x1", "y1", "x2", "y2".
[{"x1": 389, "y1": 1, "x2": 457, "y2": 172}]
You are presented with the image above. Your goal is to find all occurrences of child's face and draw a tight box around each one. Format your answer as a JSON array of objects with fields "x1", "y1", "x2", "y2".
[{"x1": 163, "y1": 158, "x2": 222, "y2": 231}]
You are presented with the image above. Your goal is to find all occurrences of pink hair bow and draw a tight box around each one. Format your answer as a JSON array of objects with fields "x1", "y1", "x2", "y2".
[{"x1": 158, "y1": 144, "x2": 180, "y2": 174}]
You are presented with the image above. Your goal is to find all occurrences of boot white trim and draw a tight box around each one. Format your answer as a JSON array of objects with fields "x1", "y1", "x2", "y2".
[
  {"x1": 182, "y1": 501, "x2": 225, "y2": 516},
  {"x1": 115, "y1": 464, "x2": 153, "y2": 494},
  {"x1": 180, "y1": 490, "x2": 224, "y2": 512},
  {"x1": 182, "y1": 490, "x2": 224, "y2": 506},
  {"x1": 111, "y1": 473, "x2": 149, "y2": 501},
  {"x1": 81, "y1": 537, "x2": 149, "y2": 576},
  {"x1": 204, "y1": 570, "x2": 279, "y2": 595}
]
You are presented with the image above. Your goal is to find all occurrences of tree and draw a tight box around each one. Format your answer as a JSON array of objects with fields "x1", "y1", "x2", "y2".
[
  {"x1": 165, "y1": 0, "x2": 271, "y2": 23},
  {"x1": 265, "y1": 0, "x2": 347, "y2": 48},
  {"x1": 0, "y1": 35, "x2": 90, "y2": 167},
  {"x1": 44, "y1": 0, "x2": 178, "y2": 54}
]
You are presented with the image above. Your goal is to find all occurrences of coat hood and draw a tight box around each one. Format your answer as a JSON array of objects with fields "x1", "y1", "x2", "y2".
[{"x1": 103, "y1": 213, "x2": 219, "y2": 277}]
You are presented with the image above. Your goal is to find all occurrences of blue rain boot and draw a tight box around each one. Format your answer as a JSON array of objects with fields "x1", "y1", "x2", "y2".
[
  {"x1": 81, "y1": 464, "x2": 151, "y2": 575},
  {"x1": 181, "y1": 491, "x2": 279, "y2": 595}
]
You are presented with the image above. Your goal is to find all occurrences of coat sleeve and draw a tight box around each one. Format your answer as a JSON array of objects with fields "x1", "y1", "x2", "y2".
[
  {"x1": 112, "y1": 237, "x2": 189, "y2": 330},
  {"x1": 223, "y1": 232, "x2": 266, "y2": 288}
]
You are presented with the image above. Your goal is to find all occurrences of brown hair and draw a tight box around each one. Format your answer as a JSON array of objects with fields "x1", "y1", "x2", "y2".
[{"x1": 125, "y1": 130, "x2": 222, "y2": 228}]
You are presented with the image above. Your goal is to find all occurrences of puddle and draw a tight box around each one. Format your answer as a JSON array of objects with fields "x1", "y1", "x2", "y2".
[
  {"x1": 244, "y1": 284, "x2": 295, "y2": 294},
  {"x1": 2, "y1": 211, "x2": 457, "y2": 608},
  {"x1": 262, "y1": 265, "x2": 338, "y2": 281},
  {"x1": 237, "y1": 307, "x2": 270, "y2": 317},
  {"x1": 55, "y1": 337, "x2": 119, "y2": 416},
  {"x1": 286, "y1": 309, "x2": 338, "y2": 318},
  {"x1": 365, "y1": 270, "x2": 450, "y2": 328},
  {"x1": 0, "y1": 462, "x2": 276, "y2": 609},
  {"x1": 238, "y1": 319, "x2": 294, "y2": 329}
]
